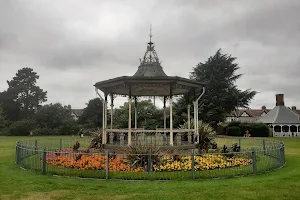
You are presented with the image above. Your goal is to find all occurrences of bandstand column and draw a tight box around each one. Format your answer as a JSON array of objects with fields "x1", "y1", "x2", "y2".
[
  {"x1": 104, "y1": 94, "x2": 108, "y2": 144},
  {"x1": 187, "y1": 104, "x2": 191, "y2": 143},
  {"x1": 163, "y1": 96, "x2": 167, "y2": 129},
  {"x1": 102, "y1": 100, "x2": 105, "y2": 144},
  {"x1": 169, "y1": 97, "x2": 173, "y2": 146},
  {"x1": 134, "y1": 97, "x2": 138, "y2": 129},
  {"x1": 169, "y1": 86, "x2": 173, "y2": 146},
  {"x1": 128, "y1": 86, "x2": 132, "y2": 146},
  {"x1": 193, "y1": 101, "x2": 197, "y2": 143},
  {"x1": 110, "y1": 94, "x2": 114, "y2": 129}
]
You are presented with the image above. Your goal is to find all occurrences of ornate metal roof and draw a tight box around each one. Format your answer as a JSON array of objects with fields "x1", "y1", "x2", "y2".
[
  {"x1": 94, "y1": 27, "x2": 205, "y2": 97},
  {"x1": 133, "y1": 27, "x2": 167, "y2": 77}
]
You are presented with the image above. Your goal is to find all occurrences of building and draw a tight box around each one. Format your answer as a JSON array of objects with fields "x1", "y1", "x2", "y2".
[
  {"x1": 256, "y1": 94, "x2": 300, "y2": 137},
  {"x1": 225, "y1": 106, "x2": 270, "y2": 123},
  {"x1": 71, "y1": 109, "x2": 83, "y2": 120},
  {"x1": 226, "y1": 97, "x2": 300, "y2": 125}
]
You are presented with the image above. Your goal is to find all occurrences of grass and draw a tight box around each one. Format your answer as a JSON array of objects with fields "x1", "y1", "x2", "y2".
[{"x1": 0, "y1": 136, "x2": 300, "y2": 200}]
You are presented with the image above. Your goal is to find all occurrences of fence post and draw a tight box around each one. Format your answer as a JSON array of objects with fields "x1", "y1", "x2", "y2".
[
  {"x1": 280, "y1": 142, "x2": 285, "y2": 166},
  {"x1": 42, "y1": 149, "x2": 47, "y2": 174},
  {"x1": 191, "y1": 149, "x2": 195, "y2": 180},
  {"x1": 252, "y1": 151, "x2": 257, "y2": 174},
  {"x1": 238, "y1": 138, "x2": 241, "y2": 148},
  {"x1": 59, "y1": 138, "x2": 62, "y2": 150},
  {"x1": 106, "y1": 151, "x2": 109, "y2": 179},
  {"x1": 263, "y1": 139, "x2": 266, "y2": 155},
  {"x1": 149, "y1": 151, "x2": 153, "y2": 179},
  {"x1": 35, "y1": 140, "x2": 38, "y2": 153},
  {"x1": 280, "y1": 146, "x2": 283, "y2": 166},
  {"x1": 16, "y1": 142, "x2": 19, "y2": 164}
]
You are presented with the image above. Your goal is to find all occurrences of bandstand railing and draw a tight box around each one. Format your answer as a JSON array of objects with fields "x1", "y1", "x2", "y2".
[{"x1": 105, "y1": 129, "x2": 195, "y2": 146}]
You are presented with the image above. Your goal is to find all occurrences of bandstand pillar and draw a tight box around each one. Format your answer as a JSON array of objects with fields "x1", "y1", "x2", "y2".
[
  {"x1": 169, "y1": 86, "x2": 173, "y2": 146},
  {"x1": 134, "y1": 97, "x2": 138, "y2": 129},
  {"x1": 187, "y1": 104, "x2": 191, "y2": 143},
  {"x1": 193, "y1": 101, "x2": 197, "y2": 143},
  {"x1": 128, "y1": 89, "x2": 132, "y2": 146},
  {"x1": 104, "y1": 94, "x2": 108, "y2": 144},
  {"x1": 163, "y1": 96, "x2": 167, "y2": 129},
  {"x1": 110, "y1": 94, "x2": 114, "y2": 129},
  {"x1": 169, "y1": 97, "x2": 173, "y2": 146}
]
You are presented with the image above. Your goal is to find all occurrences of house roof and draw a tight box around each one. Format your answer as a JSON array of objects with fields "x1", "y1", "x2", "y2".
[
  {"x1": 256, "y1": 106, "x2": 300, "y2": 124},
  {"x1": 71, "y1": 109, "x2": 83, "y2": 117},
  {"x1": 227, "y1": 108, "x2": 270, "y2": 117}
]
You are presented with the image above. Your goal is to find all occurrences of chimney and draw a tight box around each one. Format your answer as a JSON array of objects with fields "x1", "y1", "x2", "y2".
[
  {"x1": 292, "y1": 106, "x2": 297, "y2": 111},
  {"x1": 276, "y1": 94, "x2": 284, "y2": 106},
  {"x1": 262, "y1": 105, "x2": 266, "y2": 110}
]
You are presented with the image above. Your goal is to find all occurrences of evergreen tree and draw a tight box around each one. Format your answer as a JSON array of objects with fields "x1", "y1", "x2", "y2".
[
  {"x1": 6, "y1": 67, "x2": 47, "y2": 119},
  {"x1": 174, "y1": 49, "x2": 256, "y2": 126}
]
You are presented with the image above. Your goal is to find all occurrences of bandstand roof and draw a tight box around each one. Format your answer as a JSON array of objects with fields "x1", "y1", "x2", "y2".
[{"x1": 94, "y1": 31, "x2": 204, "y2": 97}]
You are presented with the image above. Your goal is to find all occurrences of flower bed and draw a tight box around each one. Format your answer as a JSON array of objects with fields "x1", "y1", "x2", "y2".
[{"x1": 45, "y1": 149, "x2": 252, "y2": 172}]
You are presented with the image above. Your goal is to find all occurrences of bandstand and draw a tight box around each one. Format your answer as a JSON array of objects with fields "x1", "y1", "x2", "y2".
[{"x1": 94, "y1": 31, "x2": 205, "y2": 147}]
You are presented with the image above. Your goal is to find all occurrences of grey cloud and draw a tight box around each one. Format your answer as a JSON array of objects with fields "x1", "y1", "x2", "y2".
[{"x1": 1, "y1": 0, "x2": 300, "y2": 109}]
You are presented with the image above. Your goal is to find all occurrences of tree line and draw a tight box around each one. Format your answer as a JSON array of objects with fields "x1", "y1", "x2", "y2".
[{"x1": 0, "y1": 49, "x2": 256, "y2": 136}]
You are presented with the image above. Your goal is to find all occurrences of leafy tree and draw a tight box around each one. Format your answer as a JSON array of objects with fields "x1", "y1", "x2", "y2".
[
  {"x1": 34, "y1": 103, "x2": 73, "y2": 129},
  {"x1": 175, "y1": 49, "x2": 256, "y2": 126},
  {"x1": 113, "y1": 99, "x2": 162, "y2": 129},
  {"x1": 6, "y1": 67, "x2": 47, "y2": 119},
  {"x1": 78, "y1": 98, "x2": 103, "y2": 128},
  {"x1": 0, "y1": 91, "x2": 20, "y2": 121},
  {"x1": 34, "y1": 103, "x2": 78, "y2": 135},
  {"x1": 0, "y1": 104, "x2": 7, "y2": 129}
]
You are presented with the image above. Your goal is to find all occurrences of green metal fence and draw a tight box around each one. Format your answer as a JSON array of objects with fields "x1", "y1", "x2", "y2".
[{"x1": 15, "y1": 137, "x2": 285, "y2": 180}]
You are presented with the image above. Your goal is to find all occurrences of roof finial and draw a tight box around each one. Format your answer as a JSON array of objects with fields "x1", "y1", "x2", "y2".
[{"x1": 148, "y1": 24, "x2": 153, "y2": 46}]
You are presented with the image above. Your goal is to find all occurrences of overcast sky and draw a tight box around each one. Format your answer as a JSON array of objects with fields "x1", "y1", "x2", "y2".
[{"x1": 1, "y1": 0, "x2": 300, "y2": 110}]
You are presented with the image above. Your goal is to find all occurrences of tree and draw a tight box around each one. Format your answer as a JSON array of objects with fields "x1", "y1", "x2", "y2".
[
  {"x1": 0, "y1": 91, "x2": 20, "y2": 121},
  {"x1": 6, "y1": 67, "x2": 47, "y2": 119},
  {"x1": 113, "y1": 100, "x2": 162, "y2": 129},
  {"x1": 175, "y1": 49, "x2": 256, "y2": 126},
  {"x1": 34, "y1": 103, "x2": 79, "y2": 135},
  {"x1": 0, "y1": 104, "x2": 7, "y2": 129},
  {"x1": 78, "y1": 98, "x2": 103, "y2": 128}
]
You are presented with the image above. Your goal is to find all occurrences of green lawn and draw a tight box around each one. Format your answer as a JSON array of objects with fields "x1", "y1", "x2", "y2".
[{"x1": 0, "y1": 136, "x2": 299, "y2": 200}]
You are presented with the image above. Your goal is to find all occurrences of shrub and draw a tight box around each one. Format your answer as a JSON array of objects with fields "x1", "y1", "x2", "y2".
[
  {"x1": 248, "y1": 123, "x2": 269, "y2": 137},
  {"x1": 58, "y1": 121, "x2": 80, "y2": 135},
  {"x1": 8, "y1": 119, "x2": 37, "y2": 136},
  {"x1": 180, "y1": 120, "x2": 216, "y2": 152},
  {"x1": 226, "y1": 126, "x2": 241, "y2": 136},
  {"x1": 125, "y1": 144, "x2": 161, "y2": 171},
  {"x1": 0, "y1": 127, "x2": 9, "y2": 136},
  {"x1": 31, "y1": 127, "x2": 59, "y2": 135},
  {"x1": 227, "y1": 121, "x2": 242, "y2": 127},
  {"x1": 89, "y1": 128, "x2": 103, "y2": 149},
  {"x1": 225, "y1": 122, "x2": 269, "y2": 137}
]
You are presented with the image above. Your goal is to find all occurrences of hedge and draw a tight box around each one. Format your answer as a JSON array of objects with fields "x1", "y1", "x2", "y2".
[
  {"x1": 8, "y1": 119, "x2": 37, "y2": 136},
  {"x1": 225, "y1": 122, "x2": 269, "y2": 137},
  {"x1": 226, "y1": 126, "x2": 241, "y2": 136}
]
